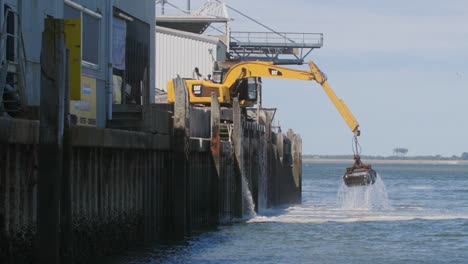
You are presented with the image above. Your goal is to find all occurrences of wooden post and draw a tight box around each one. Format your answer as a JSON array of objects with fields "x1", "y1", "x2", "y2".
[
  {"x1": 288, "y1": 130, "x2": 302, "y2": 203},
  {"x1": 210, "y1": 93, "x2": 221, "y2": 225},
  {"x1": 231, "y1": 98, "x2": 243, "y2": 218},
  {"x1": 232, "y1": 98, "x2": 242, "y2": 177},
  {"x1": 37, "y1": 19, "x2": 66, "y2": 264},
  {"x1": 210, "y1": 93, "x2": 221, "y2": 177},
  {"x1": 61, "y1": 49, "x2": 73, "y2": 263},
  {"x1": 171, "y1": 77, "x2": 190, "y2": 239}
]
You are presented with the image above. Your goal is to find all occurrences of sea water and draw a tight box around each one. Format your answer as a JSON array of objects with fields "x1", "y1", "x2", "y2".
[{"x1": 109, "y1": 163, "x2": 468, "y2": 264}]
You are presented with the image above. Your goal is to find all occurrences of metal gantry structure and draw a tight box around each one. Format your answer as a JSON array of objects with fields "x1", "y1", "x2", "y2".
[
  {"x1": 155, "y1": 0, "x2": 323, "y2": 65},
  {"x1": 229, "y1": 31, "x2": 323, "y2": 65}
]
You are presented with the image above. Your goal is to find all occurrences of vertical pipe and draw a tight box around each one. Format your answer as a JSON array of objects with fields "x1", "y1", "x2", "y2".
[
  {"x1": 0, "y1": 0, "x2": 5, "y2": 114},
  {"x1": 0, "y1": 0, "x2": 4, "y2": 25},
  {"x1": 226, "y1": 21, "x2": 230, "y2": 51},
  {"x1": 0, "y1": 0, "x2": 3, "y2": 61},
  {"x1": 187, "y1": 0, "x2": 190, "y2": 14},
  {"x1": 256, "y1": 78, "x2": 261, "y2": 123},
  {"x1": 106, "y1": 0, "x2": 113, "y2": 121}
]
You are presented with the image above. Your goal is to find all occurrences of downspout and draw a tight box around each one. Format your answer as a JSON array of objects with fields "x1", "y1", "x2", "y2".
[
  {"x1": 106, "y1": 0, "x2": 113, "y2": 120},
  {"x1": 0, "y1": 0, "x2": 4, "y2": 28}
]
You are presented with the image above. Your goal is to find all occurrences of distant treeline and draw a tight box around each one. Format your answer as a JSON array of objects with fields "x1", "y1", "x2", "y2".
[{"x1": 305, "y1": 153, "x2": 468, "y2": 160}]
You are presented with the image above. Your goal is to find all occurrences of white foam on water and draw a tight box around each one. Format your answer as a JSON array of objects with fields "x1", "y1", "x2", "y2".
[
  {"x1": 248, "y1": 213, "x2": 468, "y2": 224},
  {"x1": 408, "y1": 185, "x2": 434, "y2": 190},
  {"x1": 248, "y1": 201, "x2": 468, "y2": 224},
  {"x1": 337, "y1": 173, "x2": 391, "y2": 210}
]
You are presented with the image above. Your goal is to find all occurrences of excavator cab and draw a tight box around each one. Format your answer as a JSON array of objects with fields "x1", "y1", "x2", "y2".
[{"x1": 230, "y1": 77, "x2": 261, "y2": 106}]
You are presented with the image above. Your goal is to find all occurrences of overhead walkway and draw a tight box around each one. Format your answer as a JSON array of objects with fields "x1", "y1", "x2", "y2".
[{"x1": 229, "y1": 31, "x2": 323, "y2": 65}]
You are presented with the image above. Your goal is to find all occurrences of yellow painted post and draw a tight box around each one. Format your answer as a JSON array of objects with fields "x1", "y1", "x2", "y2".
[{"x1": 64, "y1": 19, "x2": 81, "y2": 100}]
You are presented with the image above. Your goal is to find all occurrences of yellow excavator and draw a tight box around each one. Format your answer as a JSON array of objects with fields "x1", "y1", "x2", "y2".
[{"x1": 167, "y1": 60, "x2": 376, "y2": 187}]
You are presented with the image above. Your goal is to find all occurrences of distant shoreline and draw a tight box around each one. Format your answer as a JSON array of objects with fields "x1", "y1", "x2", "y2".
[{"x1": 303, "y1": 158, "x2": 468, "y2": 165}]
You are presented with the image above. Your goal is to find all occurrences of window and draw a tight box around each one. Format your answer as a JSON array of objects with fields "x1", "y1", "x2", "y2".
[
  {"x1": 64, "y1": 2, "x2": 101, "y2": 66},
  {"x1": 5, "y1": 5, "x2": 16, "y2": 62},
  {"x1": 82, "y1": 14, "x2": 99, "y2": 64}
]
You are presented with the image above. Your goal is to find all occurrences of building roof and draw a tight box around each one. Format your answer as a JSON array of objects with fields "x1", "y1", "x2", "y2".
[
  {"x1": 156, "y1": 15, "x2": 228, "y2": 34},
  {"x1": 156, "y1": 26, "x2": 226, "y2": 46}
]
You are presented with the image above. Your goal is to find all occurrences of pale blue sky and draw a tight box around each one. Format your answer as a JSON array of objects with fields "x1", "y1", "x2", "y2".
[{"x1": 160, "y1": 0, "x2": 468, "y2": 156}]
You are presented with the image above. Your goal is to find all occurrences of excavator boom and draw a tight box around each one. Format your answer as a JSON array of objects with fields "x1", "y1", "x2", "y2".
[{"x1": 167, "y1": 60, "x2": 360, "y2": 135}]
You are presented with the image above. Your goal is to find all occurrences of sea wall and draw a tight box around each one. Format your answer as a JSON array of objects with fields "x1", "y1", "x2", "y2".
[{"x1": 0, "y1": 101, "x2": 301, "y2": 262}]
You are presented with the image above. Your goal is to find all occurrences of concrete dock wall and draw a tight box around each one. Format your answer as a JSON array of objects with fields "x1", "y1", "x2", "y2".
[
  {"x1": 0, "y1": 119, "x2": 39, "y2": 262},
  {"x1": 0, "y1": 119, "x2": 173, "y2": 262},
  {"x1": 69, "y1": 147, "x2": 170, "y2": 261},
  {"x1": 0, "y1": 102, "x2": 301, "y2": 262}
]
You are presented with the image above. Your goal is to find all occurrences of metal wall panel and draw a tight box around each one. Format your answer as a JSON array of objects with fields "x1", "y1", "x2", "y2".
[
  {"x1": 155, "y1": 27, "x2": 227, "y2": 92},
  {"x1": 12, "y1": 0, "x2": 62, "y2": 106}
]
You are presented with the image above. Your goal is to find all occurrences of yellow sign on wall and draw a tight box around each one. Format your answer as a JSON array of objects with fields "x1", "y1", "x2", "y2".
[
  {"x1": 70, "y1": 75, "x2": 97, "y2": 126},
  {"x1": 64, "y1": 18, "x2": 82, "y2": 100}
]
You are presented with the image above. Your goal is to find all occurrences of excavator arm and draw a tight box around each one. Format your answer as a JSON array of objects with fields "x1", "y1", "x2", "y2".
[
  {"x1": 167, "y1": 60, "x2": 360, "y2": 135},
  {"x1": 306, "y1": 61, "x2": 360, "y2": 136}
]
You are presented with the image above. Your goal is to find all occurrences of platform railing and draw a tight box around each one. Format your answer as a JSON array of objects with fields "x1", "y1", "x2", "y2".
[{"x1": 230, "y1": 31, "x2": 324, "y2": 47}]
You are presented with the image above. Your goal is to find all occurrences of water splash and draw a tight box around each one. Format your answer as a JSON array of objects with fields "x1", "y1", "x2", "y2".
[
  {"x1": 337, "y1": 173, "x2": 391, "y2": 210},
  {"x1": 241, "y1": 174, "x2": 257, "y2": 218}
]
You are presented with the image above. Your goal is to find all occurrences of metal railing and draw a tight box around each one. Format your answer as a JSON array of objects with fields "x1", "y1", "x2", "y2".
[{"x1": 230, "y1": 31, "x2": 323, "y2": 47}]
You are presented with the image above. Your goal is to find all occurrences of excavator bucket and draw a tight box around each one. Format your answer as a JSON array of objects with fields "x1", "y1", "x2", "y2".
[
  {"x1": 343, "y1": 167, "x2": 377, "y2": 187},
  {"x1": 343, "y1": 156, "x2": 377, "y2": 187}
]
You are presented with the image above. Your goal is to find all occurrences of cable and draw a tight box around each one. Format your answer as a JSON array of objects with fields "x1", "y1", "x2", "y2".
[
  {"x1": 157, "y1": 0, "x2": 228, "y2": 36},
  {"x1": 215, "y1": 0, "x2": 296, "y2": 43},
  {"x1": 352, "y1": 136, "x2": 362, "y2": 157}
]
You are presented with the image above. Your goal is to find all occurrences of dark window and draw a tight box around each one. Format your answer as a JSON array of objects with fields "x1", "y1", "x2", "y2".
[
  {"x1": 5, "y1": 5, "x2": 15, "y2": 62},
  {"x1": 82, "y1": 13, "x2": 99, "y2": 65},
  {"x1": 64, "y1": 4, "x2": 100, "y2": 66},
  {"x1": 121, "y1": 10, "x2": 149, "y2": 105}
]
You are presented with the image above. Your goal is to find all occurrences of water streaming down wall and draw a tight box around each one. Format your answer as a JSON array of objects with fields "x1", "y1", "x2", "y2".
[
  {"x1": 241, "y1": 173, "x2": 257, "y2": 218},
  {"x1": 0, "y1": 103, "x2": 302, "y2": 262}
]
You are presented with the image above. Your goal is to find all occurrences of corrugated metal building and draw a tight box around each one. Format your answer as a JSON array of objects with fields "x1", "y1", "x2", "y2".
[{"x1": 155, "y1": 26, "x2": 226, "y2": 92}]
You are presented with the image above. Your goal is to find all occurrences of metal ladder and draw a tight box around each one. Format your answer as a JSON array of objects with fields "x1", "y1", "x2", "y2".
[
  {"x1": 0, "y1": 8, "x2": 27, "y2": 116},
  {"x1": 220, "y1": 122, "x2": 233, "y2": 142}
]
